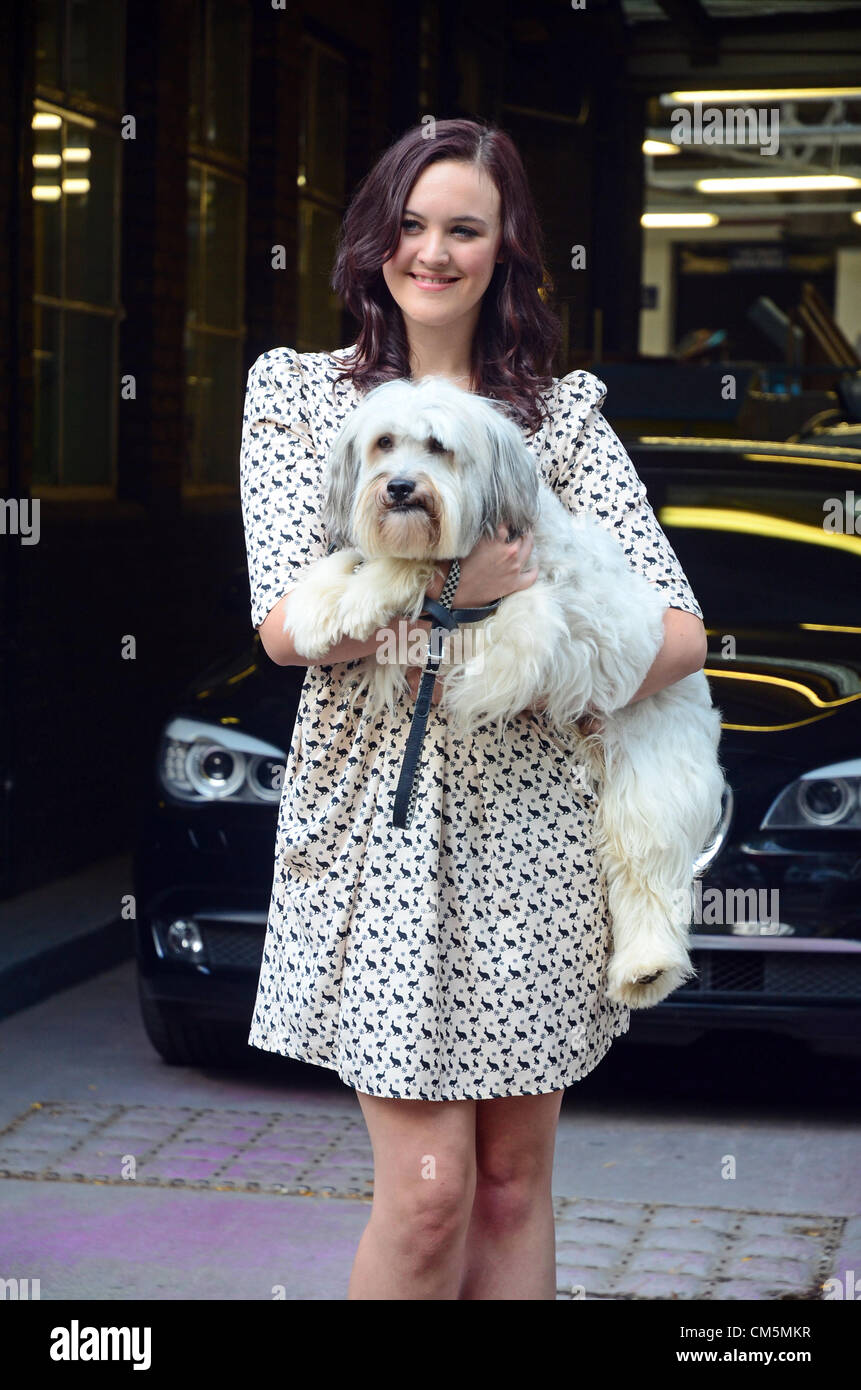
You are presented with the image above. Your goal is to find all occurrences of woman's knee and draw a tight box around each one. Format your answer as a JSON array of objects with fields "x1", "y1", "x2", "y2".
[
  {"x1": 472, "y1": 1094, "x2": 562, "y2": 1227},
  {"x1": 472, "y1": 1166, "x2": 550, "y2": 1231},
  {"x1": 357, "y1": 1093, "x2": 476, "y2": 1249},
  {"x1": 398, "y1": 1177, "x2": 473, "y2": 1236}
]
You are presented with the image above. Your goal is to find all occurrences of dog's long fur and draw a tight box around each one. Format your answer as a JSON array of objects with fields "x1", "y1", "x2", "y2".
[{"x1": 283, "y1": 376, "x2": 726, "y2": 1008}]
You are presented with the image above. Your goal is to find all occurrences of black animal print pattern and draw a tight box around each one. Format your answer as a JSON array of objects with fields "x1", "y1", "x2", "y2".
[{"x1": 239, "y1": 346, "x2": 704, "y2": 1101}]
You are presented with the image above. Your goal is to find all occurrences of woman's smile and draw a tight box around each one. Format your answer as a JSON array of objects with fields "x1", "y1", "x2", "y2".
[{"x1": 407, "y1": 271, "x2": 461, "y2": 290}]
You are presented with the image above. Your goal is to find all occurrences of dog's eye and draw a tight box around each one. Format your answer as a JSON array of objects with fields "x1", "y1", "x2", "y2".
[
  {"x1": 426, "y1": 436, "x2": 445, "y2": 453},
  {"x1": 376, "y1": 435, "x2": 394, "y2": 451}
]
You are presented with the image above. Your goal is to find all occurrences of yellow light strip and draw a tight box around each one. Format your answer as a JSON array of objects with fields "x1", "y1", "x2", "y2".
[
  {"x1": 658, "y1": 505, "x2": 861, "y2": 555},
  {"x1": 707, "y1": 621, "x2": 861, "y2": 635},
  {"x1": 742, "y1": 453, "x2": 861, "y2": 471},
  {"x1": 716, "y1": 715, "x2": 833, "y2": 733},
  {"x1": 642, "y1": 211, "x2": 719, "y2": 227},
  {"x1": 799, "y1": 623, "x2": 861, "y2": 634},
  {"x1": 704, "y1": 666, "x2": 861, "y2": 711},
  {"x1": 668, "y1": 88, "x2": 861, "y2": 102},
  {"x1": 697, "y1": 175, "x2": 861, "y2": 193},
  {"x1": 642, "y1": 139, "x2": 680, "y2": 156}
]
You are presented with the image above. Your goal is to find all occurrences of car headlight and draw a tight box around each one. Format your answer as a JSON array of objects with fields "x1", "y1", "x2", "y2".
[
  {"x1": 159, "y1": 717, "x2": 286, "y2": 804},
  {"x1": 760, "y1": 758, "x2": 861, "y2": 830},
  {"x1": 695, "y1": 780, "x2": 733, "y2": 873}
]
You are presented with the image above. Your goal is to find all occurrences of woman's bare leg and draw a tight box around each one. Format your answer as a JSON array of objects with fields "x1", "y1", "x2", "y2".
[
  {"x1": 457, "y1": 1089, "x2": 565, "y2": 1300},
  {"x1": 347, "y1": 1092, "x2": 477, "y2": 1300}
]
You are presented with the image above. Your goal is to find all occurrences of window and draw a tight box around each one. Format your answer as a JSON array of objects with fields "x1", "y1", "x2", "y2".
[
  {"x1": 32, "y1": 0, "x2": 125, "y2": 489},
  {"x1": 297, "y1": 38, "x2": 349, "y2": 352},
  {"x1": 185, "y1": 0, "x2": 249, "y2": 488},
  {"x1": 36, "y1": 0, "x2": 125, "y2": 111}
]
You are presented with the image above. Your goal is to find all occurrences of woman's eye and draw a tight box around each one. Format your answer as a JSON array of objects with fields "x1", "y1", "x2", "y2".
[{"x1": 401, "y1": 219, "x2": 477, "y2": 238}]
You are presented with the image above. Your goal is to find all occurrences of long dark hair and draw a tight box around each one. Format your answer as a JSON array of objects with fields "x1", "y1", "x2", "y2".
[{"x1": 329, "y1": 118, "x2": 564, "y2": 436}]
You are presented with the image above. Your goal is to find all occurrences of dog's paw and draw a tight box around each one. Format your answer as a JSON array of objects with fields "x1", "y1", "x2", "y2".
[
  {"x1": 283, "y1": 591, "x2": 347, "y2": 659},
  {"x1": 335, "y1": 575, "x2": 403, "y2": 640},
  {"x1": 283, "y1": 609, "x2": 337, "y2": 660},
  {"x1": 281, "y1": 549, "x2": 365, "y2": 657},
  {"x1": 606, "y1": 951, "x2": 694, "y2": 1010}
]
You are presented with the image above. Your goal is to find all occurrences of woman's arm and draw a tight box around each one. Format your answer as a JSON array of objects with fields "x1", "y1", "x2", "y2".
[
  {"x1": 623, "y1": 607, "x2": 707, "y2": 707},
  {"x1": 258, "y1": 589, "x2": 434, "y2": 668},
  {"x1": 523, "y1": 608, "x2": 707, "y2": 733},
  {"x1": 262, "y1": 525, "x2": 539, "y2": 669}
]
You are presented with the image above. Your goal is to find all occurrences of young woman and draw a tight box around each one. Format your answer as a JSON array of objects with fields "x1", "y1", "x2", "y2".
[{"x1": 239, "y1": 118, "x2": 707, "y2": 1300}]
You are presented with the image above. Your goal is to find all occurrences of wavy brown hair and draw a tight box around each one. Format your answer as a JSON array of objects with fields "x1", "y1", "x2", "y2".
[{"x1": 328, "y1": 118, "x2": 564, "y2": 436}]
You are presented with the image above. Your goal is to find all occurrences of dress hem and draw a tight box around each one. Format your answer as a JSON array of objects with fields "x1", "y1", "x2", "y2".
[{"x1": 246, "y1": 1010, "x2": 630, "y2": 1102}]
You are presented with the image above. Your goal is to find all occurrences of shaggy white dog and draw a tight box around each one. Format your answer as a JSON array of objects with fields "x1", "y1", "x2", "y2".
[{"x1": 282, "y1": 375, "x2": 726, "y2": 1009}]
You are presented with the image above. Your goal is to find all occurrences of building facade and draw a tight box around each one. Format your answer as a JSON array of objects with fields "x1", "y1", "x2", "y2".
[{"x1": 0, "y1": 0, "x2": 641, "y2": 898}]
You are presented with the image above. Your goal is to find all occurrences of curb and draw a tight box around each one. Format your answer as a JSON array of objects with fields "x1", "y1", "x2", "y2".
[{"x1": 0, "y1": 854, "x2": 134, "y2": 1021}]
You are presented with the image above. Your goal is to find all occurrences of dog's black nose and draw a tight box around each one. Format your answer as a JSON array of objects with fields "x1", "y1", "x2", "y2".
[{"x1": 387, "y1": 478, "x2": 415, "y2": 502}]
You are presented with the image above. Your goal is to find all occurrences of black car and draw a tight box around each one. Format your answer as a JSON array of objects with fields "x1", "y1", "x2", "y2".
[{"x1": 134, "y1": 438, "x2": 861, "y2": 1066}]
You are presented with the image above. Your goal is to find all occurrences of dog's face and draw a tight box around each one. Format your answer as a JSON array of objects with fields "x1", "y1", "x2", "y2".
[{"x1": 323, "y1": 376, "x2": 539, "y2": 560}]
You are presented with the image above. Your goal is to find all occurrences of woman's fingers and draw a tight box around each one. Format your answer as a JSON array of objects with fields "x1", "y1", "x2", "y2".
[{"x1": 514, "y1": 563, "x2": 539, "y2": 591}]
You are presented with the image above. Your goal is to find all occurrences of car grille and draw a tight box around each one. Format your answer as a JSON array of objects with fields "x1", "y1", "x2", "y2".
[
  {"x1": 679, "y1": 950, "x2": 861, "y2": 999},
  {"x1": 200, "y1": 925, "x2": 265, "y2": 971},
  {"x1": 188, "y1": 926, "x2": 861, "y2": 999}
]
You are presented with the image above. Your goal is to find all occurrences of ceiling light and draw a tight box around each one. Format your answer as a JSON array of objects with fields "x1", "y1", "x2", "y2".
[
  {"x1": 32, "y1": 154, "x2": 61, "y2": 169},
  {"x1": 696, "y1": 175, "x2": 861, "y2": 193},
  {"x1": 641, "y1": 212, "x2": 719, "y2": 228},
  {"x1": 642, "y1": 139, "x2": 680, "y2": 156},
  {"x1": 852, "y1": 211, "x2": 861, "y2": 225},
  {"x1": 32, "y1": 112, "x2": 62, "y2": 130},
  {"x1": 62, "y1": 147, "x2": 91, "y2": 163},
  {"x1": 61, "y1": 177, "x2": 90, "y2": 194},
  {"x1": 32, "y1": 185, "x2": 61, "y2": 201},
  {"x1": 663, "y1": 88, "x2": 861, "y2": 104}
]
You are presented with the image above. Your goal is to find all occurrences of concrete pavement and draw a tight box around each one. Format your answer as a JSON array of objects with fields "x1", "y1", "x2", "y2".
[{"x1": 0, "y1": 958, "x2": 858, "y2": 1300}]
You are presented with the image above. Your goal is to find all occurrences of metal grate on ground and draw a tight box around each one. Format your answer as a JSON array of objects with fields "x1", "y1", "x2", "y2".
[
  {"x1": 551, "y1": 1195, "x2": 844, "y2": 1301},
  {"x1": 0, "y1": 1101, "x2": 847, "y2": 1300},
  {"x1": 0, "y1": 1101, "x2": 374, "y2": 1198}
]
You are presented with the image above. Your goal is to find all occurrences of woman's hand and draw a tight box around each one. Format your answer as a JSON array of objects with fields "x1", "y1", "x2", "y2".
[
  {"x1": 425, "y1": 523, "x2": 539, "y2": 607},
  {"x1": 406, "y1": 523, "x2": 539, "y2": 705},
  {"x1": 406, "y1": 527, "x2": 604, "y2": 729}
]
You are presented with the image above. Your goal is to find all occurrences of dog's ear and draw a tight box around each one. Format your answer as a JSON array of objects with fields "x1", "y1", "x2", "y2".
[
  {"x1": 480, "y1": 407, "x2": 540, "y2": 537},
  {"x1": 323, "y1": 416, "x2": 361, "y2": 549}
]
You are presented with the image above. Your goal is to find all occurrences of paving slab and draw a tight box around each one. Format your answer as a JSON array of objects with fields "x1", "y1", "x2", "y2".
[{"x1": 0, "y1": 1099, "x2": 853, "y2": 1300}]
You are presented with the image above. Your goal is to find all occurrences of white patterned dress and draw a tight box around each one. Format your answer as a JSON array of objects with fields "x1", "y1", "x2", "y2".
[{"x1": 239, "y1": 345, "x2": 704, "y2": 1101}]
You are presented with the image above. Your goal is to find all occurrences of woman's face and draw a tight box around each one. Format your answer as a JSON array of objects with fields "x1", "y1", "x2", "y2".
[{"x1": 382, "y1": 160, "x2": 504, "y2": 331}]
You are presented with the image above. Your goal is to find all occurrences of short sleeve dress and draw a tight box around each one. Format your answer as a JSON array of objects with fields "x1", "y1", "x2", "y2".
[{"x1": 239, "y1": 345, "x2": 704, "y2": 1102}]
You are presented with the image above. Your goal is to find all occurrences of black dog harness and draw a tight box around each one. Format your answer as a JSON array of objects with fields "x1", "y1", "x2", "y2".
[{"x1": 392, "y1": 559, "x2": 502, "y2": 830}]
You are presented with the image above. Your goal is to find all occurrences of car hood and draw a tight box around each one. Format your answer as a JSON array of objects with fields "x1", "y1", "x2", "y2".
[
  {"x1": 178, "y1": 628, "x2": 861, "y2": 753},
  {"x1": 176, "y1": 637, "x2": 306, "y2": 753},
  {"x1": 705, "y1": 624, "x2": 861, "y2": 738}
]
